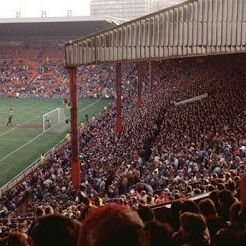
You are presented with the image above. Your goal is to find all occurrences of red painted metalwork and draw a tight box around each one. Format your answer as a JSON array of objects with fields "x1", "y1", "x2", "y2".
[
  {"x1": 115, "y1": 63, "x2": 123, "y2": 134},
  {"x1": 149, "y1": 61, "x2": 153, "y2": 93},
  {"x1": 69, "y1": 67, "x2": 81, "y2": 188},
  {"x1": 137, "y1": 63, "x2": 143, "y2": 108}
]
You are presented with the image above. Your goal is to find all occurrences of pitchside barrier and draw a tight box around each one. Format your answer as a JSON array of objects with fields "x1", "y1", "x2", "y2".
[
  {"x1": 0, "y1": 192, "x2": 210, "y2": 220},
  {"x1": 174, "y1": 93, "x2": 208, "y2": 106},
  {"x1": 152, "y1": 192, "x2": 210, "y2": 223}
]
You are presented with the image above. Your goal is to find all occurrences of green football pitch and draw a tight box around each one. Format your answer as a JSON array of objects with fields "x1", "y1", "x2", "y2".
[{"x1": 0, "y1": 97, "x2": 111, "y2": 187}]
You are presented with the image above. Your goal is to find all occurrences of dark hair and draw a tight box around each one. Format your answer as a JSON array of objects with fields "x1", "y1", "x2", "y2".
[
  {"x1": 181, "y1": 212, "x2": 207, "y2": 234},
  {"x1": 226, "y1": 180, "x2": 236, "y2": 192},
  {"x1": 29, "y1": 214, "x2": 80, "y2": 246},
  {"x1": 199, "y1": 199, "x2": 217, "y2": 217},
  {"x1": 44, "y1": 206, "x2": 54, "y2": 215},
  {"x1": 170, "y1": 200, "x2": 182, "y2": 231},
  {"x1": 208, "y1": 190, "x2": 219, "y2": 210},
  {"x1": 137, "y1": 206, "x2": 155, "y2": 222},
  {"x1": 180, "y1": 212, "x2": 210, "y2": 245},
  {"x1": 229, "y1": 202, "x2": 241, "y2": 226},
  {"x1": 180, "y1": 200, "x2": 200, "y2": 214},
  {"x1": 78, "y1": 204, "x2": 148, "y2": 246},
  {"x1": 5, "y1": 231, "x2": 28, "y2": 246},
  {"x1": 35, "y1": 207, "x2": 45, "y2": 218},
  {"x1": 218, "y1": 190, "x2": 235, "y2": 207},
  {"x1": 145, "y1": 221, "x2": 173, "y2": 246}
]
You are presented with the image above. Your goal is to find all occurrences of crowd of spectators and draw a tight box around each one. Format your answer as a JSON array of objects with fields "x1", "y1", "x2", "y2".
[
  {"x1": 0, "y1": 53, "x2": 245, "y2": 245},
  {"x1": 0, "y1": 60, "x2": 31, "y2": 86},
  {"x1": 0, "y1": 175, "x2": 245, "y2": 245},
  {"x1": 0, "y1": 46, "x2": 116, "y2": 98}
]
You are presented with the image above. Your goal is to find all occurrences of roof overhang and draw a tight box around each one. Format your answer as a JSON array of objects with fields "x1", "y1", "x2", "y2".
[{"x1": 65, "y1": 0, "x2": 246, "y2": 67}]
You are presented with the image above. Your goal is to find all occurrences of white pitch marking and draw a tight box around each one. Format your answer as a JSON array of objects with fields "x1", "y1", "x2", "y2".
[
  {"x1": 0, "y1": 116, "x2": 40, "y2": 137},
  {"x1": 78, "y1": 99, "x2": 101, "y2": 113},
  {"x1": 0, "y1": 133, "x2": 43, "y2": 163},
  {"x1": 0, "y1": 100, "x2": 102, "y2": 163},
  {"x1": 0, "y1": 107, "x2": 7, "y2": 111}
]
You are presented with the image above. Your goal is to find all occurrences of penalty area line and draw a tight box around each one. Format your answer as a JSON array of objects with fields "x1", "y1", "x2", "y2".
[
  {"x1": 78, "y1": 99, "x2": 101, "y2": 113},
  {"x1": 0, "y1": 107, "x2": 7, "y2": 111},
  {"x1": 0, "y1": 132, "x2": 43, "y2": 164},
  {"x1": 0, "y1": 116, "x2": 40, "y2": 137}
]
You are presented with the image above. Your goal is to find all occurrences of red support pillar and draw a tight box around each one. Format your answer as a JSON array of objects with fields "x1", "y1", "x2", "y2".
[
  {"x1": 149, "y1": 60, "x2": 153, "y2": 93},
  {"x1": 137, "y1": 63, "x2": 143, "y2": 108},
  {"x1": 115, "y1": 63, "x2": 123, "y2": 134},
  {"x1": 68, "y1": 67, "x2": 81, "y2": 189}
]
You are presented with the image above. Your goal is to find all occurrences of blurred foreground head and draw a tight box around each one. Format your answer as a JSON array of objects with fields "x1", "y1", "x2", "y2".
[
  {"x1": 29, "y1": 214, "x2": 80, "y2": 246},
  {"x1": 78, "y1": 204, "x2": 149, "y2": 246},
  {"x1": 240, "y1": 174, "x2": 246, "y2": 212}
]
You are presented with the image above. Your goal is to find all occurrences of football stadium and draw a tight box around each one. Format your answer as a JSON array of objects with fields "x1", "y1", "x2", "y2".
[{"x1": 0, "y1": 0, "x2": 246, "y2": 245}]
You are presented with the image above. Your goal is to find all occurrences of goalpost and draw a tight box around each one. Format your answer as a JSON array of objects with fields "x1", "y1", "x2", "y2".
[{"x1": 43, "y1": 108, "x2": 69, "y2": 133}]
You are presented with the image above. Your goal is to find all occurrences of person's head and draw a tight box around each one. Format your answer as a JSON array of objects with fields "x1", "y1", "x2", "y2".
[
  {"x1": 180, "y1": 212, "x2": 207, "y2": 235},
  {"x1": 218, "y1": 190, "x2": 235, "y2": 209},
  {"x1": 170, "y1": 200, "x2": 182, "y2": 230},
  {"x1": 144, "y1": 221, "x2": 173, "y2": 246},
  {"x1": 83, "y1": 197, "x2": 91, "y2": 207},
  {"x1": 5, "y1": 231, "x2": 28, "y2": 246},
  {"x1": 226, "y1": 180, "x2": 236, "y2": 192},
  {"x1": 229, "y1": 202, "x2": 242, "y2": 226},
  {"x1": 44, "y1": 206, "x2": 54, "y2": 215},
  {"x1": 35, "y1": 207, "x2": 45, "y2": 218},
  {"x1": 180, "y1": 200, "x2": 200, "y2": 215},
  {"x1": 78, "y1": 204, "x2": 149, "y2": 246},
  {"x1": 29, "y1": 214, "x2": 80, "y2": 246},
  {"x1": 137, "y1": 206, "x2": 155, "y2": 223},
  {"x1": 180, "y1": 212, "x2": 210, "y2": 245},
  {"x1": 94, "y1": 197, "x2": 103, "y2": 207},
  {"x1": 240, "y1": 174, "x2": 246, "y2": 212},
  {"x1": 199, "y1": 199, "x2": 217, "y2": 218}
]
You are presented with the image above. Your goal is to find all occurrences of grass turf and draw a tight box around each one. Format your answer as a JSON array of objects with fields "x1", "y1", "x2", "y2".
[{"x1": 0, "y1": 97, "x2": 111, "y2": 187}]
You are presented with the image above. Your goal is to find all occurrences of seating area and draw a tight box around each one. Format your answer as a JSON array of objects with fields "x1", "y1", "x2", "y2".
[
  {"x1": 0, "y1": 53, "x2": 245, "y2": 245},
  {"x1": 0, "y1": 46, "x2": 116, "y2": 98}
]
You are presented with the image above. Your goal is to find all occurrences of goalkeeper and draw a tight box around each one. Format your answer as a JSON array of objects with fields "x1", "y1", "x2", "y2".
[{"x1": 45, "y1": 118, "x2": 52, "y2": 128}]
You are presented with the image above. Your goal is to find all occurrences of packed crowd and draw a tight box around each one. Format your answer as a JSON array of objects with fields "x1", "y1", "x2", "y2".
[
  {"x1": 0, "y1": 53, "x2": 246, "y2": 245},
  {"x1": 0, "y1": 60, "x2": 31, "y2": 85},
  {"x1": 0, "y1": 46, "x2": 116, "y2": 98},
  {"x1": 0, "y1": 175, "x2": 245, "y2": 245}
]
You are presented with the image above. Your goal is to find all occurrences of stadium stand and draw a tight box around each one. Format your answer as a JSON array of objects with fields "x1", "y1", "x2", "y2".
[
  {"x1": 0, "y1": 17, "x2": 116, "y2": 99},
  {"x1": 1, "y1": 53, "x2": 246, "y2": 245},
  {"x1": 0, "y1": 0, "x2": 246, "y2": 244}
]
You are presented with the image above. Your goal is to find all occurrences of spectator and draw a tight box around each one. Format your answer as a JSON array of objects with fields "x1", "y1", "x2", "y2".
[
  {"x1": 144, "y1": 220, "x2": 173, "y2": 246},
  {"x1": 77, "y1": 204, "x2": 149, "y2": 246},
  {"x1": 180, "y1": 201, "x2": 200, "y2": 215},
  {"x1": 199, "y1": 198, "x2": 224, "y2": 237},
  {"x1": 28, "y1": 214, "x2": 80, "y2": 246},
  {"x1": 217, "y1": 190, "x2": 236, "y2": 223},
  {"x1": 137, "y1": 206, "x2": 155, "y2": 223},
  {"x1": 172, "y1": 212, "x2": 210, "y2": 246},
  {"x1": 3, "y1": 231, "x2": 28, "y2": 246}
]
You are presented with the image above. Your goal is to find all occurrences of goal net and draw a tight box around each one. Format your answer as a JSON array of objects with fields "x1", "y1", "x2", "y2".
[{"x1": 43, "y1": 108, "x2": 69, "y2": 133}]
